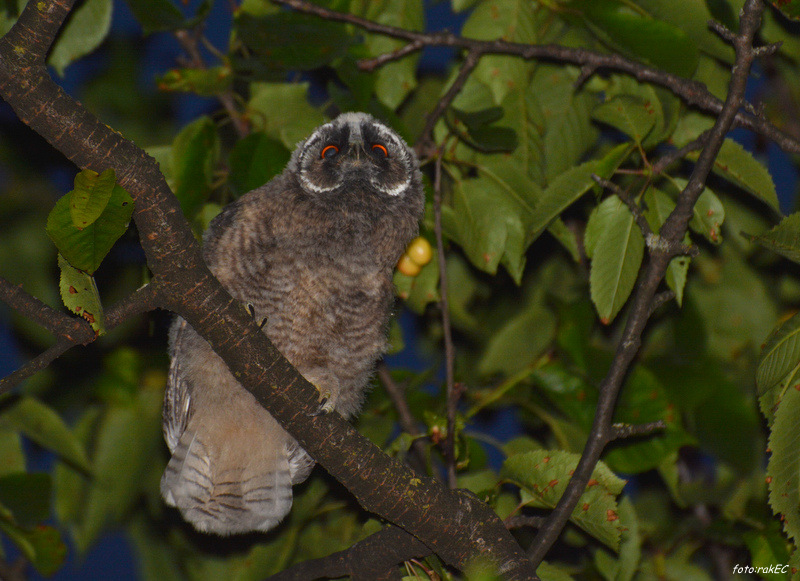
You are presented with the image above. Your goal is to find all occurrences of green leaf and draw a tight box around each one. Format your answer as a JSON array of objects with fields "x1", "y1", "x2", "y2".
[
  {"x1": 586, "y1": 196, "x2": 645, "y2": 324},
  {"x1": 0, "y1": 473, "x2": 51, "y2": 528},
  {"x1": 0, "y1": 395, "x2": 91, "y2": 472},
  {"x1": 69, "y1": 168, "x2": 116, "y2": 229},
  {"x1": 757, "y1": 311, "x2": 800, "y2": 426},
  {"x1": 361, "y1": 0, "x2": 423, "y2": 109},
  {"x1": 248, "y1": 83, "x2": 326, "y2": 149},
  {"x1": 0, "y1": 519, "x2": 67, "y2": 576},
  {"x1": 669, "y1": 177, "x2": 725, "y2": 244},
  {"x1": 478, "y1": 305, "x2": 556, "y2": 376},
  {"x1": 592, "y1": 95, "x2": 658, "y2": 146},
  {"x1": 528, "y1": 142, "x2": 632, "y2": 243},
  {"x1": 687, "y1": 138, "x2": 779, "y2": 212},
  {"x1": 48, "y1": 0, "x2": 112, "y2": 75},
  {"x1": 156, "y1": 66, "x2": 232, "y2": 97},
  {"x1": 753, "y1": 211, "x2": 800, "y2": 264},
  {"x1": 572, "y1": 0, "x2": 699, "y2": 77},
  {"x1": 502, "y1": 450, "x2": 626, "y2": 550},
  {"x1": 228, "y1": 133, "x2": 291, "y2": 195},
  {"x1": 767, "y1": 380, "x2": 800, "y2": 545},
  {"x1": 73, "y1": 386, "x2": 163, "y2": 552},
  {"x1": 58, "y1": 254, "x2": 105, "y2": 335},
  {"x1": 461, "y1": 0, "x2": 538, "y2": 104},
  {"x1": 47, "y1": 176, "x2": 135, "y2": 275},
  {"x1": 643, "y1": 187, "x2": 690, "y2": 305},
  {"x1": 124, "y1": 0, "x2": 211, "y2": 34},
  {"x1": 441, "y1": 175, "x2": 528, "y2": 282},
  {"x1": 0, "y1": 428, "x2": 24, "y2": 477},
  {"x1": 54, "y1": 406, "x2": 101, "y2": 526},
  {"x1": 236, "y1": 12, "x2": 353, "y2": 71},
  {"x1": 170, "y1": 116, "x2": 219, "y2": 219}
]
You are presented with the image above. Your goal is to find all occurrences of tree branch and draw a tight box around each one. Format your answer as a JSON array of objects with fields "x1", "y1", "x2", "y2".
[
  {"x1": 0, "y1": 283, "x2": 162, "y2": 395},
  {"x1": 267, "y1": 525, "x2": 429, "y2": 581},
  {"x1": 527, "y1": 0, "x2": 767, "y2": 565},
  {"x1": 272, "y1": 0, "x2": 800, "y2": 157}
]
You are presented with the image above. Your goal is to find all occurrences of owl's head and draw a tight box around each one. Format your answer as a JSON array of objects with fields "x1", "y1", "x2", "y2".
[{"x1": 288, "y1": 112, "x2": 421, "y2": 200}]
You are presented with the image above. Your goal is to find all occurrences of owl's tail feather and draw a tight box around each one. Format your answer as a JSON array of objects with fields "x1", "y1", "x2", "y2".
[{"x1": 161, "y1": 428, "x2": 293, "y2": 536}]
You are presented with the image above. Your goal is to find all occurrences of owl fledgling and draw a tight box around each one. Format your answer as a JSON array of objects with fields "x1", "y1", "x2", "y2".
[{"x1": 161, "y1": 112, "x2": 424, "y2": 535}]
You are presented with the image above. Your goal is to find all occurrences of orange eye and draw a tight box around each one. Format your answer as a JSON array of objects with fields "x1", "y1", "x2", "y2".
[
  {"x1": 321, "y1": 145, "x2": 338, "y2": 159},
  {"x1": 372, "y1": 144, "x2": 388, "y2": 157}
]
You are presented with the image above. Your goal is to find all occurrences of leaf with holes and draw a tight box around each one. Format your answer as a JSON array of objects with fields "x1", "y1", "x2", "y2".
[
  {"x1": 502, "y1": 450, "x2": 626, "y2": 550},
  {"x1": 57, "y1": 254, "x2": 105, "y2": 335},
  {"x1": 587, "y1": 196, "x2": 645, "y2": 324}
]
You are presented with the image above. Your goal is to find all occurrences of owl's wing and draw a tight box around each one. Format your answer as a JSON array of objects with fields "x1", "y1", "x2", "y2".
[{"x1": 163, "y1": 317, "x2": 192, "y2": 453}]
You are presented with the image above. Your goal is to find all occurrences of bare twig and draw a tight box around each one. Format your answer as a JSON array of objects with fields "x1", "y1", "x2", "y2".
[
  {"x1": 173, "y1": 29, "x2": 249, "y2": 138},
  {"x1": 417, "y1": 49, "x2": 482, "y2": 154},
  {"x1": 591, "y1": 175, "x2": 654, "y2": 240},
  {"x1": 611, "y1": 420, "x2": 667, "y2": 441},
  {"x1": 527, "y1": 0, "x2": 767, "y2": 565},
  {"x1": 651, "y1": 131, "x2": 711, "y2": 175},
  {"x1": 377, "y1": 361, "x2": 429, "y2": 475},
  {"x1": 433, "y1": 154, "x2": 458, "y2": 489}
]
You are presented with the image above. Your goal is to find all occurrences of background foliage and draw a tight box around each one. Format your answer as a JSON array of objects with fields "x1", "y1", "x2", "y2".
[{"x1": 1, "y1": 0, "x2": 800, "y2": 579}]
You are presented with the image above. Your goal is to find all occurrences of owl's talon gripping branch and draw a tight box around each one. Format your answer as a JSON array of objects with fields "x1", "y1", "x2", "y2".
[
  {"x1": 161, "y1": 112, "x2": 424, "y2": 535},
  {"x1": 244, "y1": 302, "x2": 268, "y2": 329}
]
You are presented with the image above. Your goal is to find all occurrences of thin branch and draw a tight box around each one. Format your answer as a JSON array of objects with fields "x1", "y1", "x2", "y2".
[
  {"x1": 359, "y1": 39, "x2": 426, "y2": 71},
  {"x1": 272, "y1": 0, "x2": 800, "y2": 157},
  {"x1": 611, "y1": 420, "x2": 667, "y2": 441},
  {"x1": 505, "y1": 515, "x2": 546, "y2": 530},
  {"x1": 591, "y1": 174, "x2": 654, "y2": 240},
  {"x1": 173, "y1": 29, "x2": 249, "y2": 138},
  {"x1": 0, "y1": 277, "x2": 94, "y2": 344},
  {"x1": 377, "y1": 361, "x2": 429, "y2": 475},
  {"x1": 417, "y1": 49, "x2": 482, "y2": 155},
  {"x1": 527, "y1": 0, "x2": 767, "y2": 565},
  {"x1": 433, "y1": 154, "x2": 458, "y2": 489},
  {"x1": 266, "y1": 525, "x2": 429, "y2": 581},
  {"x1": 0, "y1": 283, "x2": 162, "y2": 395},
  {"x1": 651, "y1": 130, "x2": 711, "y2": 175}
]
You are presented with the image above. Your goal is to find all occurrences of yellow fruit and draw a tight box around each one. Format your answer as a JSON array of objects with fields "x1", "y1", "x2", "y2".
[
  {"x1": 406, "y1": 236, "x2": 433, "y2": 266},
  {"x1": 397, "y1": 253, "x2": 422, "y2": 277}
]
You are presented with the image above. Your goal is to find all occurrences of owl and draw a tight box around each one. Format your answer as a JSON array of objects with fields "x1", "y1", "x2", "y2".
[{"x1": 160, "y1": 112, "x2": 424, "y2": 535}]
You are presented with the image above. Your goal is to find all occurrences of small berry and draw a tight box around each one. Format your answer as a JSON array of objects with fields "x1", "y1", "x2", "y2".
[
  {"x1": 397, "y1": 253, "x2": 421, "y2": 277},
  {"x1": 406, "y1": 236, "x2": 433, "y2": 266}
]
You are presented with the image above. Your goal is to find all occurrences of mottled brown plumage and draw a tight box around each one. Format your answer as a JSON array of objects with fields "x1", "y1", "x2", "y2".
[{"x1": 161, "y1": 113, "x2": 424, "y2": 535}]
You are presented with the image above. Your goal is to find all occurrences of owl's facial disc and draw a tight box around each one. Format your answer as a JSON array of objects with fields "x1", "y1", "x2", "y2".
[{"x1": 294, "y1": 113, "x2": 415, "y2": 198}]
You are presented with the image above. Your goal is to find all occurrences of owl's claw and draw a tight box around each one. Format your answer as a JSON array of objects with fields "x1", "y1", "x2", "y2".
[
  {"x1": 309, "y1": 391, "x2": 336, "y2": 416},
  {"x1": 245, "y1": 302, "x2": 268, "y2": 329}
]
